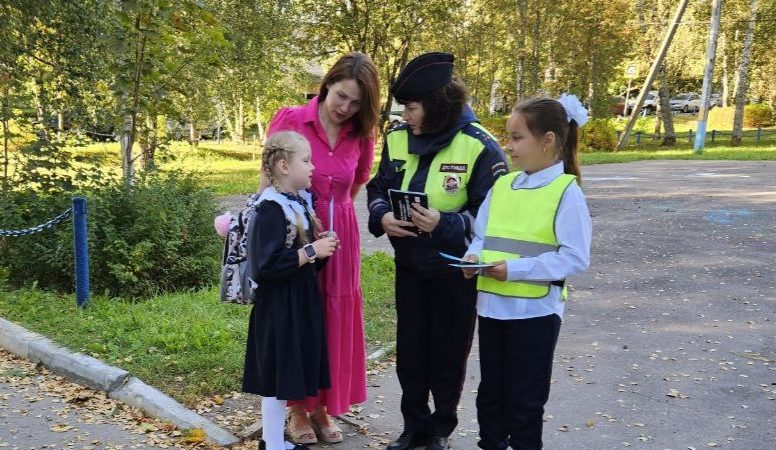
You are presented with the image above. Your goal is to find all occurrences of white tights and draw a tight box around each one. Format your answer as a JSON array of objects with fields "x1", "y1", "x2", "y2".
[{"x1": 261, "y1": 397, "x2": 297, "y2": 450}]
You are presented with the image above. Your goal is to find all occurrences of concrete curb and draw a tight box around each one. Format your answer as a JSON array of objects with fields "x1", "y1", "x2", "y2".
[
  {"x1": 0, "y1": 317, "x2": 240, "y2": 447},
  {"x1": 367, "y1": 341, "x2": 396, "y2": 362}
]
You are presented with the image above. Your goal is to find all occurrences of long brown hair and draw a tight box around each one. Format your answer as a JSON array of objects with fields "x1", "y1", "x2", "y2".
[
  {"x1": 319, "y1": 52, "x2": 380, "y2": 137},
  {"x1": 512, "y1": 98, "x2": 582, "y2": 183}
]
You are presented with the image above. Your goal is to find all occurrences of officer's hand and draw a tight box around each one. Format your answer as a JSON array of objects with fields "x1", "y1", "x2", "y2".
[
  {"x1": 410, "y1": 203, "x2": 441, "y2": 233},
  {"x1": 483, "y1": 261, "x2": 507, "y2": 282},
  {"x1": 381, "y1": 212, "x2": 418, "y2": 238},
  {"x1": 461, "y1": 254, "x2": 480, "y2": 279}
]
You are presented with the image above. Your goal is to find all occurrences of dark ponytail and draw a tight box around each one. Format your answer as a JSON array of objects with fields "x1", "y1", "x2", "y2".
[
  {"x1": 563, "y1": 119, "x2": 581, "y2": 184},
  {"x1": 513, "y1": 98, "x2": 582, "y2": 184}
]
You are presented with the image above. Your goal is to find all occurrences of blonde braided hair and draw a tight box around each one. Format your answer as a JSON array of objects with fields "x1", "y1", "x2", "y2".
[{"x1": 261, "y1": 131, "x2": 320, "y2": 244}]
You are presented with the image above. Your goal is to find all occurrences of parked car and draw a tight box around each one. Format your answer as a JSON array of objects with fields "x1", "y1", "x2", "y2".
[
  {"x1": 626, "y1": 90, "x2": 658, "y2": 115},
  {"x1": 709, "y1": 93, "x2": 722, "y2": 108},
  {"x1": 388, "y1": 99, "x2": 405, "y2": 125},
  {"x1": 670, "y1": 93, "x2": 702, "y2": 113}
]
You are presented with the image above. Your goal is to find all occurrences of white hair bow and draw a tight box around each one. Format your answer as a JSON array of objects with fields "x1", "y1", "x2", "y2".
[{"x1": 557, "y1": 93, "x2": 589, "y2": 128}]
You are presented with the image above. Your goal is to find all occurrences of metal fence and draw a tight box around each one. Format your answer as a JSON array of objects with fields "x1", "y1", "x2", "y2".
[
  {"x1": 618, "y1": 127, "x2": 776, "y2": 145},
  {"x1": 0, "y1": 197, "x2": 90, "y2": 307}
]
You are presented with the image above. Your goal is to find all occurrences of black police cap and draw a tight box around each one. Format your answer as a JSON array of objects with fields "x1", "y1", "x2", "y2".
[{"x1": 390, "y1": 52, "x2": 455, "y2": 103}]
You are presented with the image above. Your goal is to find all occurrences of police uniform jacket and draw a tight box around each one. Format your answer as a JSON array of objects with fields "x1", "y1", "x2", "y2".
[{"x1": 366, "y1": 106, "x2": 508, "y2": 277}]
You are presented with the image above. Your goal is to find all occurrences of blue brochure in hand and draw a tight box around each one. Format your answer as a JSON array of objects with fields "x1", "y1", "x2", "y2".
[{"x1": 438, "y1": 252, "x2": 494, "y2": 268}]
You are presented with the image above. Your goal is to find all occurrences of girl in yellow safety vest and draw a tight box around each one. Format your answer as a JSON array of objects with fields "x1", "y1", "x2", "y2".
[{"x1": 461, "y1": 95, "x2": 592, "y2": 450}]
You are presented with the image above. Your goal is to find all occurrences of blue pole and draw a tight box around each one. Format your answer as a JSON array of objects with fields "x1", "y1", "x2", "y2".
[
  {"x1": 711, "y1": 129, "x2": 716, "y2": 142},
  {"x1": 694, "y1": 121, "x2": 707, "y2": 152},
  {"x1": 757, "y1": 127, "x2": 761, "y2": 143},
  {"x1": 72, "y1": 197, "x2": 90, "y2": 307}
]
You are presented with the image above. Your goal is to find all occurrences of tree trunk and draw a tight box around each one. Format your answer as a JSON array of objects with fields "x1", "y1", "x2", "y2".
[
  {"x1": 2, "y1": 117, "x2": 9, "y2": 192},
  {"x1": 1, "y1": 80, "x2": 9, "y2": 191},
  {"x1": 32, "y1": 76, "x2": 47, "y2": 142},
  {"x1": 530, "y1": 9, "x2": 542, "y2": 95},
  {"x1": 239, "y1": 97, "x2": 245, "y2": 143},
  {"x1": 232, "y1": 97, "x2": 244, "y2": 142},
  {"x1": 255, "y1": 96, "x2": 264, "y2": 160},
  {"x1": 189, "y1": 122, "x2": 199, "y2": 149},
  {"x1": 380, "y1": 43, "x2": 410, "y2": 132},
  {"x1": 120, "y1": 113, "x2": 135, "y2": 182},
  {"x1": 57, "y1": 110, "x2": 64, "y2": 139},
  {"x1": 657, "y1": 69, "x2": 676, "y2": 146},
  {"x1": 256, "y1": 96, "x2": 265, "y2": 142},
  {"x1": 140, "y1": 115, "x2": 157, "y2": 170},
  {"x1": 721, "y1": 33, "x2": 730, "y2": 107},
  {"x1": 732, "y1": 0, "x2": 758, "y2": 145},
  {"x1": 515, "y1": 0, "x2": 527, "y2": 99}
]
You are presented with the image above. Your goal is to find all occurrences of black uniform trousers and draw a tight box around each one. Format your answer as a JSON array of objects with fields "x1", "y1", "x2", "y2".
[
  {"x1": 395, "y1": 263, "x2": 477, "y2": 438},
  {"x1": 476, "y1": 314, "x2": 562, "y2": 450}
]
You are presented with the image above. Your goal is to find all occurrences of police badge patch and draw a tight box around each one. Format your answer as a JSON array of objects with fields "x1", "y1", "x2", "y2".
[{"x1": 443, "y1": 173, "x2": 461, "y2": 195}]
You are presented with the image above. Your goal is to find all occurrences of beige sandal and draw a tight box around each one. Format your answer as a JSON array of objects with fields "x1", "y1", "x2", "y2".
[
  {"x1": 287, "y1": 409, "x2": 317, "y2": 445},
  {"x1": 310, "y1": 413, "x2": 344, "y2": 444}
]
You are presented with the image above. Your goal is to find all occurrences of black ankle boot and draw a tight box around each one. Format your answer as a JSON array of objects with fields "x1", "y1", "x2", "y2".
[
  {"x1": 386, "y1": 431, "x2": 427, "y2": 450},
  {"x1": 259, "y1": 440, "x2": 310, "y2": 450}
]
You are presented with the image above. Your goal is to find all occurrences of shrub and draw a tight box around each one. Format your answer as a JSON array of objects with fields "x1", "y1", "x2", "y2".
[
  {"x1": 744, "y1": 104, "x2": 774, "y2": 128},
  {"x1": 579, "y1": 119, "x2": 618, "y2": 152},
  {"x1": 0, "y1": 172, "x2": 221, "y2": 298}
]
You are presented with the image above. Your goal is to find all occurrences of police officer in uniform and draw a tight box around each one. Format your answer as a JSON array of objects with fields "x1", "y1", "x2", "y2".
[{"x1": 366, "y1": 52, "x2": 508, "y2": 450}]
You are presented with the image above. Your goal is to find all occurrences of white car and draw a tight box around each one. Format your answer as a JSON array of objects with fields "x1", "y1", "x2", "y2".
[
  {"x1": 388, "y1": 99, "x2": 405, "y2": 126},
  {"x1": 670, "y1": 93, "x2": 702, "y2": 113},
  {"x1": 626, "y1": 90, "x2": 658, "y2": 115}
]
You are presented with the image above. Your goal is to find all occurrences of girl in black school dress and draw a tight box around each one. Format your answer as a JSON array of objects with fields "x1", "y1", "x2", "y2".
[{"x1": 243, "y1": 130, "x2": 339, "y2": 450}]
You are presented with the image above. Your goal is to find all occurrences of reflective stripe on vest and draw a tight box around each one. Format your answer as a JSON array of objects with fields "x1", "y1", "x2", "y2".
[
  {"x1": 477, "y1": 172, "x2": 576, "y2": 299},
  {"x1": 386, "y1": 124, "x2": 494, "y2": 212}
]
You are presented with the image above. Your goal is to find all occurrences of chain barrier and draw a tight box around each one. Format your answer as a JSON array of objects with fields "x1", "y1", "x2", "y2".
[{"x1": 0, "y1": 208, "x2": 73, "y2": 237}]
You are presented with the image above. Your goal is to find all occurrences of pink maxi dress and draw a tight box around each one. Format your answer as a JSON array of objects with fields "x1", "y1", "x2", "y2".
[{"x1": 267, "y1": 96, "x2": 373, "y2": 415}]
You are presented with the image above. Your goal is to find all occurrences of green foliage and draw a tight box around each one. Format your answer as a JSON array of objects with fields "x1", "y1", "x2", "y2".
[
  {"x1": 478, "y1": 115, "x2": 509, "y2": 147},
  {"x1": 0, "y1": 172, "x2": 220, "y2": 298},
  {"x1": 744, "y1": 104, "x2": 774, "y2": 128},
  {"x1": 579, "y1": 119, "x2": 618, "y2": 152}
]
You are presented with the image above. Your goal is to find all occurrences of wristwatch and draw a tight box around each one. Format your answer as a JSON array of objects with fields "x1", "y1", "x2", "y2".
[{"x1": 302, "y1": 243, "x2": 317, "y2": 264}]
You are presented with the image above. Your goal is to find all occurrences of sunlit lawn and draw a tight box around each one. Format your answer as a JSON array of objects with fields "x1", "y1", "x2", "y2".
[{"x1": 69, "y1": 133, "x2": 776, "y2": 196}]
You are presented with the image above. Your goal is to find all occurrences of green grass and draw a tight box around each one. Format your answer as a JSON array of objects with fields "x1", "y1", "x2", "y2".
[
  {"x1": 360, "y1": 251, "x2": 396, "y2": 347},
  {"x1": 0, "y1": 252, "x2": 396, "y2": 405},
  {"x1": 581, "y1": 144, "x2": 776, "y2": 164}
]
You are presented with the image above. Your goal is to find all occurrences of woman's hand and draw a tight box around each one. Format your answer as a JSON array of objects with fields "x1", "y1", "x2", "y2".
[
  {"x1": 410, "y1": 203, "x2": 441, "y2": 233},
  {"x1": 482, "y1": 261, "x2": 507, "y2": 281},
  {"x1": 381, "y1": 212, "x2": 417, "y2": 237},
  {"x1": 312, "y1": 236, "x2": 338, "y2": 258},
  {"x1": 461, "y1": 254, "x2": 480, "y2": 279}
]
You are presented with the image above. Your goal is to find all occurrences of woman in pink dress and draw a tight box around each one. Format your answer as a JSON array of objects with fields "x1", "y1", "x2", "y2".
[{"x1": 266, "y1": 52, "x2": 380, "y2": 445}]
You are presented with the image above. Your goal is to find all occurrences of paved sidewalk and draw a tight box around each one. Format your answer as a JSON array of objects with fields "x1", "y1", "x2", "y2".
[
  {"x1": 347, "y1": 161, "x2": 776, "y2": 450},
  {"x1": 0, "y1": 348, "x2": 180, "y2": 449}
]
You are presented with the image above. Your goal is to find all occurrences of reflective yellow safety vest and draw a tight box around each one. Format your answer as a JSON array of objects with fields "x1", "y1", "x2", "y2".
[
  {"x1": 477, "y1": 171, "x2": 577, "y2": 299},
  {"x1": 386, "y1": 124, "x2": 494, "y2": 212}
]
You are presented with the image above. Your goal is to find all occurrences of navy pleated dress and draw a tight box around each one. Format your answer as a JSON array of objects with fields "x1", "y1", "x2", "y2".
[{"x1": 241, "y1": 194, "x2": 330, "y2": 400}]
